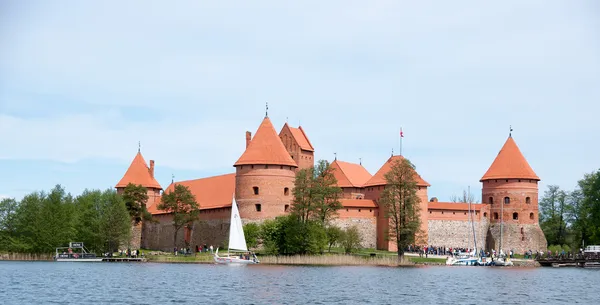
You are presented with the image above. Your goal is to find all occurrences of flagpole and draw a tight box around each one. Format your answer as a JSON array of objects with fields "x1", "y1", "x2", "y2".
[{"x1": 399, "y1": 127, "x2": 403, "y2": 156}]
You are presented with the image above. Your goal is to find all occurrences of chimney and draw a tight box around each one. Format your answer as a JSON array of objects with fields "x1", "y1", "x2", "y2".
[
  {"x1": 149, "y1": 160, "x2": 155, "y2": 178},
  {"x1": 245, "y1": 131, "x2": 252, "y2": 148}
]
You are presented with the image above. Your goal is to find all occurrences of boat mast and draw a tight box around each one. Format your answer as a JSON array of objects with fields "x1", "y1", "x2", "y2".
[
  {"x1": 500, "y1": 195, "x2": 503, "y2": 253},
  {"x1": 469, "y1": 186, "x2": 478, "y2": 255}
]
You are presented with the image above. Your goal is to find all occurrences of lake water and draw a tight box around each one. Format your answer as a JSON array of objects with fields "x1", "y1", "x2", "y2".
[{"x1": 0, "y1": 261, "x2": 598, "y2": 304}]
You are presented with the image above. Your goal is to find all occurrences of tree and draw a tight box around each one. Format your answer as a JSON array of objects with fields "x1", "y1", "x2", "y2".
[
  {"x1": 450, "y1": 189, "x2": 478, "y2": 203},
  {"x1": 157, "y1": 184, "x2": 200, "y2": 249},
  {"x1": 243, "y1": 223, "x2": 261, "y2": 250},
  {"x1": 325, "y1": 226, "x2": 343, "y2": 252},
  {"x1": 577, "y1": 170, "x2": 600, "y2": 245},
  {"x1": 0, "y1": 198, "x2": 19, "y2": 251},
  {"x1": 121, "y1": 183, "x2": 150, "y2": 225},
  {"x1": 74, "y1": 190, "x2": 105, "y2": 253},
  {"x1": 36, "y1": 185, "x2": 77, "y2": 253},
  {"x1": 540, "y1": 185, "x2": 568, "y2": 246},
  {"x1": 99, "y1": 189, "x2": 132, "y2": 252},
  {"x1": 290, "y1": 160, "x2": 342, "y2": 225},
  {"x1": 378, "y1": 158, "x2": 422, "y2": 261},
  {"x1": 340, "y1": 226, "x2": 362, "y2": 254}
]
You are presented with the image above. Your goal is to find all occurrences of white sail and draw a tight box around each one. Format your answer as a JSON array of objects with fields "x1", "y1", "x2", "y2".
[{"x1": 228, "y1": 196, "x2": 248, "y2": 251}]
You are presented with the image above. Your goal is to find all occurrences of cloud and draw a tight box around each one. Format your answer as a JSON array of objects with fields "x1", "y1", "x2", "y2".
[{"x1": 0, "y1": 0, "x2": 599, "y2": 200}]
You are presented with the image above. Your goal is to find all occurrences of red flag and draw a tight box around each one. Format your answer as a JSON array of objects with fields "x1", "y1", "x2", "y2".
[{"x1": 400, "y1": 128, "x2": 404, "y2": 138}]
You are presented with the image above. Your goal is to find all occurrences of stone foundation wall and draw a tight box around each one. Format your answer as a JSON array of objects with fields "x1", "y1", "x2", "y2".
[
  {"x1": 485, "y1": 223, "x2": 547, "y2": 254},
  {"x1": 129, "y1": 222, "x2": 142, "y2": 249},
  {"x1": 331, "y1": 217, "x2": 377, "y2": 249},
  {"x1": 428, "y1": 218, "x2": 489, "y2": 250},
  {"x1": 141, "y1": 214, "x2": 229, "y2": 251}
]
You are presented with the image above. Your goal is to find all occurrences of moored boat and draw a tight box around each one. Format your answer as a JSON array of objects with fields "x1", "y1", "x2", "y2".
[
  {"x1": 214, "y1": 196, "x2": 259, "y2": 265},
  {"x1": 55, "y1": 242, "x2": 103, "y2": 262}
]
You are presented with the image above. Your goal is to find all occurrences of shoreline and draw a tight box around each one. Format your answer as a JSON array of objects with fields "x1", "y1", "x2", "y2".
[{"x1": 1, "y1": 252, "x2": 539, "y2": 267}]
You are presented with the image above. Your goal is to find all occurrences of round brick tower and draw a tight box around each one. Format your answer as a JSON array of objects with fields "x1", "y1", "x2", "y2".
[
  {"x1": 233, "y1": 116, "x2": 298, "y2": 221},
  {"x1": 480, "y1": 135, "x2": 547, "y2": 254}
]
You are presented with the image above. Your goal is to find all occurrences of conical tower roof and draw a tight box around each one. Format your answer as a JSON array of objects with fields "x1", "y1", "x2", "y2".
[
  {"x1": 116, "y1": 152, "x2": 162, "y2": 189},
  {"x1": 234, "y1": 117, "x2": 297, "y2": 167},
  {"x1": 480, "y1": 136, "x2": 539, "y2": 182},
  {"x1": 363, "y1": 155, "x2": 430, "y2": 187}
]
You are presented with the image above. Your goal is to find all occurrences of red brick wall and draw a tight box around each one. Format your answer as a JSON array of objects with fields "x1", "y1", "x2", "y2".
[
  {"x1": 482, "y1": 179, "x2": 539, "y2": 225},
  {"x1": 279, "y1": 127, "x2": 314, "y2": 170},
  {"x1": 338, "y1": 207, "x2": 377, "y2": 219},
  {"x1": 235, "y1": 165, "x2": 296, "y2": 220},
  {"x1": 298, "y1": 150, "x2": 314, "y2": 170}
]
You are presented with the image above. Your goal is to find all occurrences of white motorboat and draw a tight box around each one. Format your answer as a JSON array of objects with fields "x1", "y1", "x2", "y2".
[{"x1": 214, "y1": 196, "x2": 259, "y2": 265}]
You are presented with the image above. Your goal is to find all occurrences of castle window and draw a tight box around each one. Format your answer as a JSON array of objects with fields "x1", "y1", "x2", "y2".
[
  {"x1": 484, "y1": 212, "x2": 488, "y2": 218},
  {"x1": 291, "y1": 156, "x2": 294, "y2": 159},
  {"x1": 253, "y1": 187, "x2": 259, "y2": 195},
  {"x1": 265, "y1": 165, "x2": 268, "y2": 169},
  {"x1": 506, "y1": 179, "x2": 509, "y2": 182},
  {"x1": 530, "y1": 212, "x2": 534, "y2": 220},
  {"x1": 369, "y1": 209, "x2": 372, "y2": 212},
  {"x1": 526, "y1": 197, "x2": 531, "y2": 204},
  {"x1": 251, "y1": 165, "x2": 254, "y2": 169},
  {"x1": 346, "y1": 209, "x2": 349, "y2": 212},
  {"x1": 464, "y1": 212, "x2": 466, "y2": 215},
  {"x1": 453, "y1": 212, "x2": 455, "y2": 215},
  {"x1": 518, "y1": 179, "x2": 521, "y2": 182},
  {"x1": 284, "y1": 187, "x2": 289, "y2": 196},
  {"x1": 429, "y1": 211, "x2": 432, "y2": 214},
  {"x1": 504, "y1": 197, "x2": 510, "y2": 204},
  {"x1": 489, "y1": 197, "x2": 494, "y2": 204},
  {"x1": 255, "y1": 204, "x2": 261, "y2": 212},
  {"x1": 493, "y1": 212, "x2": 498, "y2": 220},
  {"x1": 280, "y1": 166, "x2": 283, "y2": 169},
  {"x1": 358, "y1": 209, "x2": 361, "y2": 212},
  {"x1": 441, "y1": 211, "x2": 444, "y2": 214},
  {"x1": 513, "y1": 212, "x2": 518, "y2": 220},
  {"x1": 284, "y1": 204, "x2": 289, "y2": 212}
]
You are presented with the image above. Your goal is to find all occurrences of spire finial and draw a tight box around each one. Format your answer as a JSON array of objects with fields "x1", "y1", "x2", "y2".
[
  {"x1": 171, "y1": 174, "x2": 174, "y2": 184},
  {"x1": 509, "y1": 125, "x2": 513, "y2": 137},
  {"x1": 138, "y1": 141, "x2": 141, "y2": 153},
  {"x1": 334, "y1": 152, "x2": 337, "y2": 160},
  {"x1": 359, "y1": 157, "x2": 362, "y2": 165},
  {"x1": 286, "y1": 117, "x2": 288, "y2": 123},
  {"x1": 392, "y1": 148, "x2": 394, "y2": 157},
  {"x1": 265, "y1": 102, "x2": 269, "y2": 117}
]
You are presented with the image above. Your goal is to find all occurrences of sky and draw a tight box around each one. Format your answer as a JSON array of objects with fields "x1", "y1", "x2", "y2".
[{"x1": 1, "y1": 0, "x2": 599, "y2": 202}]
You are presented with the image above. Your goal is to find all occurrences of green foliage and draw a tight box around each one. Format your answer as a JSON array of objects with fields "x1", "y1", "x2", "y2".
[
  {"x1": 538, "y1": 170, "x2": 600, "y2": 250},
  {"x1": 291, "y1": 160, "x2": 343, "y2": 225},
  {"x1": 547, "y1": 244, "x2": 571, "y2": 254},
  {"x1": 340, "y1": 226, "x2": 362, "y2": 254},
  {"x1": 258, "y1": 215, "x2": 326, "y2": 255},
  {"x1": 243, "y1": 222, "x2": 261, "y2": 250},
  {"x1": 122, "y1": 183, "x2": 150, "y2": 225},
  {"x1": 0, "y1": 185, "x2": 131, "y2": 254},
  {"x1": 157, "y1": 184, "x2": 200, "y2": 248},
  {"x1": 325, "y1": 226, "x2": 343, "y2": 252},
  {"x1": 378, "y1": 158, "x2": 421, "y2": 259}
]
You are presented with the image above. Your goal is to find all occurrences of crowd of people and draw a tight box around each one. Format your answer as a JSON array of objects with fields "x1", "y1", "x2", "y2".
[{"x1": 173, "y1": 244, "x2": 214, "y2": 256}]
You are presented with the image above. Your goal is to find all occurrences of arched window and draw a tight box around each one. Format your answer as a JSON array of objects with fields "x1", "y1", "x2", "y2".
[
  {"x1": 284, "y1": 187, "x2": 289, "y2": 196},
  {"x1": 255, "y1": 204, "x2": 261, "y2": 212},
  {"x1": 484, "y1": 212, "x2": 488, "y2": 218},
  {"x1": 489, "y1": 197, "x2": 494, "y2": 204},
  {"x1": 253, "y1": 186, "x2": 259, "y2": 195},
  {"x1": 493, "y1": 212, "x2": 498, "y2": 220},
  {"x1": 284, "y1": 204, "x2": 289, "y2": 212},
  {"x1": 504, "y1": 197, "x2": 510, "y2": 204},
  {"x1": 530, "y1": 212, "x2": 534, "y2": 220},
  {"x1": 526, "y1": 197, "x2": 531, "y2": 204},
  {"x1": 513, "y1": 212, "x2": 519, "y2": 220}
]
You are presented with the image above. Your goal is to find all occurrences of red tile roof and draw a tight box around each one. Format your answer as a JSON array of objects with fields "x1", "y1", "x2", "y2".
[
  {"x1": 115, "y1": 152, "x2": 162, "y2": 189},
  {"x1": 234, "y1": 117, "x2": 297, "y2": 167},
  {"x1": 480, "y1": 136, "x2": 540, "y2": 182},
  {"x1": 363, "y1": 155, "x2": 430, "y2": 187},
  {"x1": 330, "y1": 160, "x2": 372, "y2": 187},
  {"x1": 341, "y1": 199, "x2": 377, "y2": 208},
  {"x1": 147, "y1": 173, "x2": 235, "y2": 215},
  {"x1": 428, "y1": 202, "x2": 484, "y2": 211},
  {"x1": 289, "y1": 125, "x2": 314, "y2": 152}
]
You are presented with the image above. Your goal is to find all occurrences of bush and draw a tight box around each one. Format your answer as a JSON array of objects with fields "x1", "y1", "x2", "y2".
[
  {"x1": 243, "y1": 223, "x2": 261, "y2": 250},
  {"x1": 340, "y1": 226, "x2": 362, "y2": 254}
]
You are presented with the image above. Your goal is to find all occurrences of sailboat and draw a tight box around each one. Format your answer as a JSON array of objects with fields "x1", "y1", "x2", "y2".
[
  {"x1": 213, "y1": 196, "x2": 259, "y2": 264},
  {"x1": 446, "y1": 188, "x2": 483, "y2": 266},
  {"x1": 490, "y1": 198, "x2": 513, "y2": 267}
]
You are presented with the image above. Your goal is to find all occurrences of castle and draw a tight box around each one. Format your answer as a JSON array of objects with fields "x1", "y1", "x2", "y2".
[{"x1": 115, "y1": 115, "x2": 547, "y2": 253}]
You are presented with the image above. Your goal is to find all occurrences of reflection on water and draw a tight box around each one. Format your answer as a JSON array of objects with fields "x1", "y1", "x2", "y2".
[{"x1": 0, "y1": 261, "x2": 597, "y2": 304}]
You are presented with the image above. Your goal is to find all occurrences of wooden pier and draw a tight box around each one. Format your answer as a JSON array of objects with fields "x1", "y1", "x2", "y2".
[
  {"x1": 101, "y1": 257, "x2": 146, "y2": 263},
  {"x1": 537, "y1": 253, "x2": 600, "y2": 268}
]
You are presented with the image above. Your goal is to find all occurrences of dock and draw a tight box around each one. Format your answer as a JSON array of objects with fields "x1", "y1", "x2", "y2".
[
  {"x1": 537, "y1": 254, "x2": 600, "y2": 268},
  {"x1": 101, "y1": 257, "x2": 146, "y2": 262}
]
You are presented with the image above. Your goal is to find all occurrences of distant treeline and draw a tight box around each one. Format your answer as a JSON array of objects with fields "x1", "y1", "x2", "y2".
[
  {"x1": 539, "y1": 169, "x2": 600, "y2": 252},
  {"x1": 0, "y1": 185, "x2": 131, "y2": 254}
]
